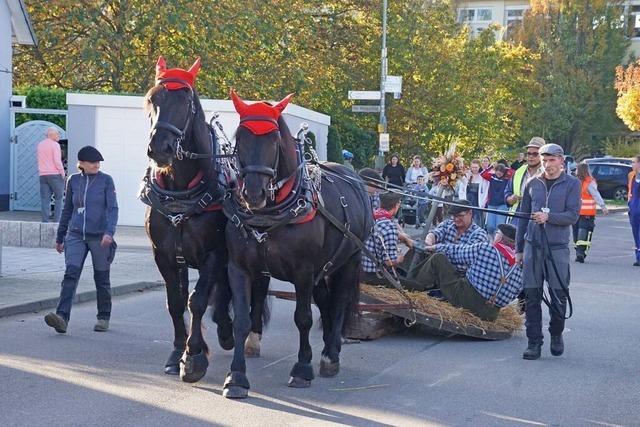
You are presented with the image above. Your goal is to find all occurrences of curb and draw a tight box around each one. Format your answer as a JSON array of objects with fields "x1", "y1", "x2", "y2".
[{"x1": 0, "y1": 281, "x2": 163, "y2": 318}]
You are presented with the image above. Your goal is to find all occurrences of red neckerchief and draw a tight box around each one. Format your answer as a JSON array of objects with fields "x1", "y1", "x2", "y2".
[
  {"x1": 373, "y1": 208, "x2": 395, "y2": 221},
  {"x1": 493, "y1": 242, "x2": 516, "y2": 266}
]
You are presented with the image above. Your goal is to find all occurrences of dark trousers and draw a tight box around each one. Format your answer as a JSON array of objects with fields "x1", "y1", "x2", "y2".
[
  {"x1": 630, "y1": 206, "x2": 640, "y2": 262},
  {"x1": 409, "y1": 253, "x2": 499, "y2": 321},
  {"x1": 56, "y1": 233, "x2": 116, "y2": 322},
  {"x1": 523, "y1": 243, "x2": 570, "y2": 344},
  {"x1": 572, "y1": 215, "x2": 595, "y2": 259}
]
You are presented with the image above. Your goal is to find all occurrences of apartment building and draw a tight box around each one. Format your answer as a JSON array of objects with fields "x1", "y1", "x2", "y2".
[{"x1": 455, "y1": 0, "x2": 640, "y2": 55}]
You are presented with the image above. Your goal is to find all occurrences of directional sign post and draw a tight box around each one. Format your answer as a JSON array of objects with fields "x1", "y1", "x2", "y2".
[
  {"x1": 352, "y1": 105, "x2": 381, "y2": 113},
  {"x1": 379, "y1": 133, "x2": 390, "y2": 152},
  {"x1": 348, "y1": 90, "x2": 382, "y2": 100}
]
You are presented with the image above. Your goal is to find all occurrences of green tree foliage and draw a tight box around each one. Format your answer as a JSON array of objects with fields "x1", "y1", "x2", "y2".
[
  {"x1": 326, "y1": 126, "x2": 343, "y2": 163},
  {"x1": 515, "y1": 0, "x2": 630, "y2": 157}
]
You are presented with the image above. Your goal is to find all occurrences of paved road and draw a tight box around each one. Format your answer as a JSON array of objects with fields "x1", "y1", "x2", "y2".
[{"x1": 0, "y1": 213, "x2": 638, "y2": 426}]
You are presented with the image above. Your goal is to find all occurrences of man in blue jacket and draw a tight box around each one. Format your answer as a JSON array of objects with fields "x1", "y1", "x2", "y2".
[{"x1": 516, "y1": 143, "x2": 581, "y2": 360}]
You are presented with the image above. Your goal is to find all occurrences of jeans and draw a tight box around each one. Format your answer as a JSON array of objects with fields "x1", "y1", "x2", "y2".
[
  {"x1": 39, "y1": 175, "x2": 65, "y2": 222},
  {"x1": 56, "y1": 233, "x2": 116, "y2": 321},
  {"x1": 485, "y1": 204, "x2": 507, "y2": 235}
]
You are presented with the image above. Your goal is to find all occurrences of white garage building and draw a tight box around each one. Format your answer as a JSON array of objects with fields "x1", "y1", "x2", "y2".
[{"x1": 65, "y1": 93, "x2": 330, "y2": 226}]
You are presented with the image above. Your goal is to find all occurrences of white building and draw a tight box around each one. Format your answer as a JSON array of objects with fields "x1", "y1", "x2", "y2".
[
  {"x1": 66, "y1": 93, "x2": 330, "y2": 226},
  {"x1": 0, "y1": 0, "x2": 36, "y2": 211}
]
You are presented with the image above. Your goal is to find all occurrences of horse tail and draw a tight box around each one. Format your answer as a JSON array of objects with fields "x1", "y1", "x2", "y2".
[
  {"x1": 262, "y1": 296, "x2": 271, "y2": 329},
  {"x1": 342, "y1": 257, "x2": 362, "y2": 335}
]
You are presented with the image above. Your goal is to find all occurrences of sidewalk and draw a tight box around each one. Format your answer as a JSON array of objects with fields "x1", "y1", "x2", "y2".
[{"x1": 0, "y1": 216, "x2": 169, "y2": 318}]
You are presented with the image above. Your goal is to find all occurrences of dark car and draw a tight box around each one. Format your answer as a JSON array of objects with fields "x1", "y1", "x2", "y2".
[
  {"x1": 588, "y1": 162, "x2": 632, "y2": 201},
  {"x1": 585, "y1": 157, "x2": 632, "y2": 166}
]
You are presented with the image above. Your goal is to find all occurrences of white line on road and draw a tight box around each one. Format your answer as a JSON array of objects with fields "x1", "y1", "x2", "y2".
[{"x1": 481, "y1": 411, "x2": 548, "y2": 426}]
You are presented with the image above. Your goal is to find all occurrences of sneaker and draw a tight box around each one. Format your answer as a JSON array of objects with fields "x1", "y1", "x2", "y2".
[
  {"x1": 550, "y1": 335, "x2": 564, "y2": 356},
  {"x1": 575, "y1": 256, "x2": 584, "y2": 263},
  {"x1": 633, "y1": 261, "x2": 640, "y2": 267},
  {"x1": 522, "y1": 342, "x2": 542, "y2": 360},
  {"x1": 44, "y1": 312, "x2": 67, "y2": 334},
  {"x1": 94, "y1": 319, "x2": 109, "y2": 332}
]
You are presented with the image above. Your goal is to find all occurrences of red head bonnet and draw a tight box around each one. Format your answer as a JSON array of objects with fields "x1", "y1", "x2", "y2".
[
  {"x1": 155, "y1": 56, "x2": 201, "y2": 90},
  {"x1": 230, "y1": 90, "x2": 294, "y2": 135}
]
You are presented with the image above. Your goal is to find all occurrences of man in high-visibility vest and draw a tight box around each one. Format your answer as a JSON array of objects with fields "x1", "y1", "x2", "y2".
[
  {"x1": 573, "y1": 163, "x2": 608, "y2": 263},
  {"x1": 504, "y1": 137, "x2": 545, "y2": 226}
]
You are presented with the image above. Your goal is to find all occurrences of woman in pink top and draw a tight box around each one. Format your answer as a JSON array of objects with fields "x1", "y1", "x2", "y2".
[{"x1": 37, "y1": 128, "x2": 65, "y2": 222}]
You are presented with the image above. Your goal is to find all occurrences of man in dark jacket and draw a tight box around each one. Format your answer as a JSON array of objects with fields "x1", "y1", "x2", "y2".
[{"x1": 516, "y1": 143, "x2": 581, "y2": 360}]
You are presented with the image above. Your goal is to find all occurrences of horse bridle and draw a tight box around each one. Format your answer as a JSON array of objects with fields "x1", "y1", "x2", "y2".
[{"x1": 149, "y1": 78, "x2": 211, "y2": 161}]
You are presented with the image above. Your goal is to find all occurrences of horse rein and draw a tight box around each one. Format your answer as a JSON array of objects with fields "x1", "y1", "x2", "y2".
[{"x1": 149, "y1": 78, "x2": 211, "y2": 161}]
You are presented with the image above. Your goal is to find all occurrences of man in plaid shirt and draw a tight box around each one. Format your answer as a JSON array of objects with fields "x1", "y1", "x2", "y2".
[
  {"x1": 422, "y1": 223, "x2": 523, "y2": 321},
  {"x1": 361, "y1": 192, "x2": 421, "y2": 289}
]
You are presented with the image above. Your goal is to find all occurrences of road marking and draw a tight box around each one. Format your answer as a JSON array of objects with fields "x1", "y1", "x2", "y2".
[
  {"x1": 583, "y1": 420, "x2": 627, "y2": 427},
  {"x1": 428, "y1": 372, "x2": 461, "y2": 387},
  {"x1": 481, "y1": 412, "x2": 547, "y2": 426},
  {"x1": 330, "y1": 384, "x2": 389, "y2": 391},
  {"x1": 260, "y1": 343, "x2": 323, "y2": 370}
]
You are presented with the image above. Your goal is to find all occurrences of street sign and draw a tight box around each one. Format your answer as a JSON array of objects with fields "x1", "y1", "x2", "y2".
[
  {"x1": 348, "y1": 90, "x2": 382, "y2": 100},
  {"x1": 385, "y1": 75, "x2": 402, "y2": 93},
  {"x1": 379, "y1": 133, "x2": 390, "y2": 152},
  {"x1": 352, "y1": 105, "x2": 381, "y2": 113}
]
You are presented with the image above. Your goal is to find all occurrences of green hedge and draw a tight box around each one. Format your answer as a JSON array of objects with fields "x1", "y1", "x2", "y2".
[{"x1": 13, "y1": 86, "x2": 66, "y2": 128}]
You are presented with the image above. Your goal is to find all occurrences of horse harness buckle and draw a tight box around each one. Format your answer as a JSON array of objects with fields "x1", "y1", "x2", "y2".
[
  {"x1": 198, "y1": 192, "x2": 214, "y2": 209},
  {"x1": 290, "y1": 198, "x2": 307, "y2": 217}
]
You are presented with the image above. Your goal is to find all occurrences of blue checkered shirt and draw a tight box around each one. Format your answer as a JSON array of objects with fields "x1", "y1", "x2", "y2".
[
  {"x1": 435, "y1": 243, "x2": 523, "y2": 307},
  {"x1": 369, "y1": 192, "x2": 380, "y2": 210},
  {"x1": 362, "y1": 218, "x2": 397, "y2": 273},
  {"x1": 430, "y1": 220, "x2": 488, "y2": 271}
]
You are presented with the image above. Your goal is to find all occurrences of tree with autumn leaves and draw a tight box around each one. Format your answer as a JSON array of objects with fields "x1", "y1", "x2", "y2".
[
  {"x1": 12, "y1": 0, "x2": 635, "y2": 163},
  {"x1": 616, "y1": 60, "x2": 640, "y2": 131}
]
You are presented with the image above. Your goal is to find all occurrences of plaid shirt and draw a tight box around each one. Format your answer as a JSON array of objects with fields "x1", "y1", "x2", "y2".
[
  {"x1": 431, "y1": 220, "x2": 488, "y2": 271},
  {"x1": 435, "y1": 243, "x2": 523, "y2": 307},
  {"x1": 369, "y1": 192, "x2": 380, "y2": 210},
  {"x1": 362, "y1": 218, "x2": 397, "y2": 273}
]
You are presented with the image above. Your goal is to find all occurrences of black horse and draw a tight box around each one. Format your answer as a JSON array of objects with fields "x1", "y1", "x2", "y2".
[
  {"x1": 221, "y1": 91, "x2": 372, "y2": 399},
  {"x1": 143, "y1": 58, "x2": 269, "y2": 383}
]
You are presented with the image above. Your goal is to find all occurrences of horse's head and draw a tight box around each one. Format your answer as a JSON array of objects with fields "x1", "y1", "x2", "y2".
[
  {"x1": 231, "y1": 90, "x2": 295, "y2": 209},
  {"x1": 145, "y1": 56, "x2": 202, "y2": 167}
]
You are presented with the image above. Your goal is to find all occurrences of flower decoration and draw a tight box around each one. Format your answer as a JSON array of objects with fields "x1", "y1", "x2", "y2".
[{"x1": 430, "y1": 141, "x2": 465, "y2": 190}]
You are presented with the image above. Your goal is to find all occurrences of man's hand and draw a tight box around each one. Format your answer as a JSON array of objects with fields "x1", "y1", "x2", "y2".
[
  {"x1": 101, "y1": 234, "x2": 114, "y2": 247},
  {"x1": 602, "y1": 206, "x2": 609, "y2": 215},
  {"x1": 516, "y1": 252, "x2": 523, "y2": 264},
  {"x1": 424, "y1": 245, "x2": 436, "y2": 252},
  {"x1": 55, "y1": 242, "x2": 64, "y2": 254},
  {"x1": 507, "y1": 194, "x2": 521, "y2": 205},
  {"x1": 532, "y1": 211, "x2": 549, "y2": 224},
  {"x1": 424, "y1": 233, "x2": 436, "y2": 246}
]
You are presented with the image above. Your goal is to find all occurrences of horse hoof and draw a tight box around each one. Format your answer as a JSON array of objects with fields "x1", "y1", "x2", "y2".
[
  {"x1": 319, "y1": 358, "x2": 340, "y2": 378},
  {"x1": 218, "y1": 335, "x2": 235, "y2": 351},
  {"x1": 164, "y1": 364, "x2": 179, "y2": 375},
  {"x1": 179, "y1": 352, "x2": 209, "y2": 383},
  {"x1": 288, "y1": 376, "x2": 312, "y2": 388},
  {"x1": 223, "y1": 385, "x2": 248, "y2": 399},
  {"x1": 164, "y1": 349, "x2": 183, "y2": 375},
  {"x1": 244, "y1": 332, "x2": 261, "y2": 358}
]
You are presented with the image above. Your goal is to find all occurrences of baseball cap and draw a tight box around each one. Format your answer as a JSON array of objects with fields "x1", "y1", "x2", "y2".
[
  {"x1": 525, "y1": 137, "x2": 546, "y2": 149},
  {"x1": 539, "y1": 143, "x2": 564, "y2": 157}
]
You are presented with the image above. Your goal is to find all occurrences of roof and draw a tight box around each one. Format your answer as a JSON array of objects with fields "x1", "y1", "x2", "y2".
[{"x1": 7, "y1": 0, "x2": 37, "y2": 45}]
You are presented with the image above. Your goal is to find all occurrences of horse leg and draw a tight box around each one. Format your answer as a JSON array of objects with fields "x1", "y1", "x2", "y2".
[
  {"x1": 223, "y1": 261, "x2": 252, "y2": 399},
  {"x1": 320, "y1": 254, "x2": 361, "y2": 378},
  {"x1": 157, "y1": 254, "x2": 189, "y2": 375},
  {"x1": 313, "y1": 278, "x2": 333, "y2": 358},
  {"x1": 211, "y1": 264, "x2": 234, "y2": 351},
  {"x1": 288, "y1": 278, "x2": 315, "y2": 388},
  {"x1": 180, "y1": 252, "x2": 220, "y2": 383},
  {"x1": 245, "y1": 275, "x2": 270, "y2": 358}
]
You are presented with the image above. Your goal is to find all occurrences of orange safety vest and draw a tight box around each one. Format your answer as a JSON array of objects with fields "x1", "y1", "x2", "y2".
[{"x1": 580, "y1": 177, "x2": 596, "y2": 216}]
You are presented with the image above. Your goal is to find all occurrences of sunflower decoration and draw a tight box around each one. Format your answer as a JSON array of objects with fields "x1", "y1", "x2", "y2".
[{"x1": 430, "y1": 141, "x2": 465, "y2": 190}]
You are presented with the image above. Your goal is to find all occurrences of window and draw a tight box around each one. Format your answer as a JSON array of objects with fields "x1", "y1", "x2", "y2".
[
  {"x1": 626, "y1": 2, "x2": 640, "y2": 38},
  {"x1": 458, "y1": 7, "x2": 494, "y2": 37},
  {"x1": 595, "y1": 165, "x2": 627, "y2": 177},
  {"x1": 504, "y1": 6, "x2": 528, "y2": 40}
]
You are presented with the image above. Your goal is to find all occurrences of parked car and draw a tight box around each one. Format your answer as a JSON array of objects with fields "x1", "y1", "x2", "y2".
[
  {"x1": 588, "y1": 162, "x2": 633, "y2": 201},
  {"x1": 564, "y1": 155, "x2": 577, "y2": 174},
  {"x1": 584, "y1": 156, "x2": 632, "y2": 166}
]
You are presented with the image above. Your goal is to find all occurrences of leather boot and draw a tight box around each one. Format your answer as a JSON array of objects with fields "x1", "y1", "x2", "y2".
[
  {"x1": 550, "y1": 335, "x2": 564, "y2": 356},
  {"x1": 522, "y1": 342, "x2": 542, "y2": 360}
]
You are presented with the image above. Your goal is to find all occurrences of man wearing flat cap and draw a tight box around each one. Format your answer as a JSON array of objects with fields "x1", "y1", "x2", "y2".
[
  {"x1": 421, "y1": 223, "x2": 523, "y2": 321},
  {"x1": 516, "y1": 143, "x2": 581, "y2": 360}
]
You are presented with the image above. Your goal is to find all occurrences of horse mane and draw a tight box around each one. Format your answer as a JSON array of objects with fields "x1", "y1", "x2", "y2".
[{"x1": 275, "y1": 116, "x2": 298, "y2": 179}]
